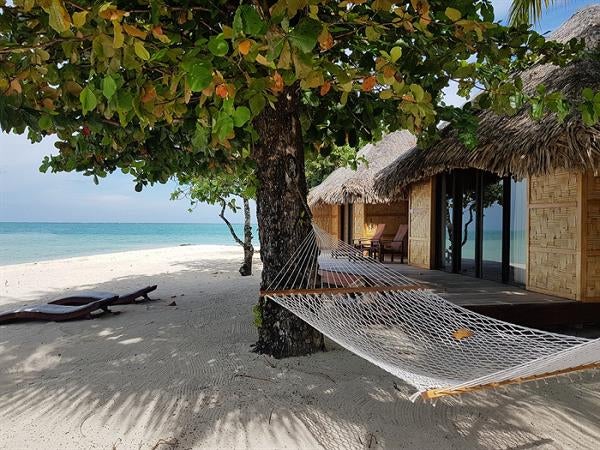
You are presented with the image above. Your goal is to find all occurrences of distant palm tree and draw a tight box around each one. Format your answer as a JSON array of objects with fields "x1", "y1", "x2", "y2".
[{"x1": 509, "y1": 0, "x2": 567, "y2": 25}]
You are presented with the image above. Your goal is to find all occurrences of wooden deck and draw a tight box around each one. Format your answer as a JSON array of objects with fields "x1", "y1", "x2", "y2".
[{"x1": 386, "y1": 264, "x2": 600, "y2": 329}]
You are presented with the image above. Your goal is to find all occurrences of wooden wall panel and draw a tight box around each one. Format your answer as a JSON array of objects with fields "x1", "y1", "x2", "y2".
[
  {"x1": 528, "y1": 207, "x2": 578, "y2": 251},
  {"x1": 584, "y1": 173, "x2": 600, "y2": 300},
  {"x1": 408, "y1": 179, "x2": 434, "y2": 269},
  {"x1": 311, "y1": 204, "x2": 339, "y2": 238},
  {"x1": 353, "y1": 203, "x2": 365, "y2": 240},
  {"x1": 528, "y1": 250, "x2": 579, "y2": 298},
  {"x1": 585, "y1": 256, "x2": 600, "y2": 298},
  {"x1": 527, "y1": 170, "x2": 580, "y2": 300},
  {"x1": 529, "y1": 171, "x2": 578, "y2": 204},
  {"x1": 364, "y1": 201, "x2": 408, "y2": 240}
]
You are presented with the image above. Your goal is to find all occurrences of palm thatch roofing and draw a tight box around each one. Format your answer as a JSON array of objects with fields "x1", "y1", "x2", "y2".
[
  {"x1": 376, "y1": 5, "x2": 600, "y2": 198},
  {"x1": 308, "y1": 130, "x2": 416, "y2": 206}
]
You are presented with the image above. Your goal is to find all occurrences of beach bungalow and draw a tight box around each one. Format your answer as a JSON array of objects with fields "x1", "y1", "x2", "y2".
[
  {"x1": 376, "y1": 5, "x2": 600, "y2": 301},
  {"x1": 309, "y1": 131, "x2": 416, "y2": 246}
]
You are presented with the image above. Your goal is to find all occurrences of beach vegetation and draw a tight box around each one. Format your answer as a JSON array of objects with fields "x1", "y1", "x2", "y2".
[
  {"x1": 173, "y1": 169, "x2": 256, "y2": 276},
  {"x1": 1, "y1": 0, "x2": 599, "y2": 358}
]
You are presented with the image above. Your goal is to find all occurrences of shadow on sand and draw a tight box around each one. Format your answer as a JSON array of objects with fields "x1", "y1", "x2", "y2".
[{"x1": 1, "y1": 258, "x2": 599, "y2": 449}]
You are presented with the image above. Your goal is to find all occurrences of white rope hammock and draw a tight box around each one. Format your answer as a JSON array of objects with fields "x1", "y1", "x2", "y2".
[{"x1": 261, "y1": 225, "x2": 600, "y2": 401}]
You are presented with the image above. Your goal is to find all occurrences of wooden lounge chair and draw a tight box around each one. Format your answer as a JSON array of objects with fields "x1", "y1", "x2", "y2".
[
  {"x1": 49, "y1": 285, "x2": 157, "y2": 306},
  {"x1": 0, "y1": 296, "x2": 118, "y2": 324},
  {"x1": 375, "y1": 224, "x2": 408, "y2": 263},
  {"x1": 353, "y1": 224, "x2": 386, "y2": 257}
]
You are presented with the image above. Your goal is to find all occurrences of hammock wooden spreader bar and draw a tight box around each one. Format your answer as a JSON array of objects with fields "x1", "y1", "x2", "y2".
[
  {"x1": 260, "y1": 284, "x2": 424, "y2": 297},
  {"x1": 421, "y1": 361, "x2": 600, "y2": 400}
]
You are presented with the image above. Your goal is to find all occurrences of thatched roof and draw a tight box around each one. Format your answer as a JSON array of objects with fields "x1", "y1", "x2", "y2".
[
  {"x1": 308, "y1": 130, "x2": 416, "y2": 206},
  {"x1": 376, "y1": 5, "x2": 600, "y2": 198}
]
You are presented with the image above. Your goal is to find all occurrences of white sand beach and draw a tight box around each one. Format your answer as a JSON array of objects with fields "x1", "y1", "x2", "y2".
[{"x1": 1, "y1": 246, "x2": 600, "y2": 449}]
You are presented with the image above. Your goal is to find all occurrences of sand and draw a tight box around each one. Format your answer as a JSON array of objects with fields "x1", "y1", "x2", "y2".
[{"x1": 1, "y1": 245, "x2": 600, "y2": 449}]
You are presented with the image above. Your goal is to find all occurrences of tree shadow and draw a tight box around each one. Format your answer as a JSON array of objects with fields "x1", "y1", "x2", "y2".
[{"x1": 1, "y1": 260, "x2": 599, "y2": 449}]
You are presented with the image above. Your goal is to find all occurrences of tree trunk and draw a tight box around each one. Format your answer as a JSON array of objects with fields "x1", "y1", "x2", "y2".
[
  {"x1": 218, "y1": 198, "x2": 254, "y2": 276},
  {"x1": 252, "y1": 86, "x2": 325, "y2": 358},
  {"x1": 239, "y1": 197, "x2": 254, "y2": 277}
]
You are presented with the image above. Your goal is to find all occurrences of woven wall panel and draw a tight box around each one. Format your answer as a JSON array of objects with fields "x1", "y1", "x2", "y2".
[
  {"x1": 586, "y1": 199, "x2": 600, "y2": 252},
  {"x1": 529, "y1": 170, "x2": 578, "y2": 204},
  {"x1": 409, "y1": 239, "x2": 430, "y2": 269},
  {"x1": 311, "y1": 204, "x2": 339, "y2": 237},
  {"x1": 528, "y1": 250, "x2": 578, "y2": 299},
  {"x1": 586, "y1": 255, "x2": 600, "y2": 298},
  {"x1": 365, "y1": 201, "x2": 408, "y2": 240},
  {"x1": 408, "y1": 179, "x2": 432, "y2": 268},
  {"x1": 409, "y1": 180, "x2": 432, "y2": 240},
  {"x1": 584, "y1": 172, "x2": 600, "y2": 300},
  {"x1": 529, "y1": 207, "x2": 578, "y2": 251},
  {"x1": 353, "y1": 203, "x2": 366, "y2": 239},
  {"x1": 586, "y1": 173, "x2": 600, "y2": 200}
]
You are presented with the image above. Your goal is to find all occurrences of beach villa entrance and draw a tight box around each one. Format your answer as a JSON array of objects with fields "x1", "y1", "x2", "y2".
[
  {"x1": 435, "y1": 169, "x2": 527, "y2": 285},
  {"x1": 339, "y1": 202, "x2": 354, "y2": 244}
]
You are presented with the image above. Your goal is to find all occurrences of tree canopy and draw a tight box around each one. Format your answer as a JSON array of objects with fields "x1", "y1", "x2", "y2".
[
  {"x1": 1, "y1": 0, "x2": 597, "y2": 191},
  {"x1": 3, "y1": 0, "x2": 600, "y2": 357}
]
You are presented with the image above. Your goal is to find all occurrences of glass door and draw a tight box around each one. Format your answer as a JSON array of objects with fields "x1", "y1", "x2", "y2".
[
  {"x1": 339, "y1": 203, "x2": 354, "y2": 244},
  {"x1": 439, "y1": 173, "x2": 456, "y2": 272},
  {"x1": 481, "y1": 174, "x2": 504, "y2": 282},
  {"x1": 460, "y1": 171, "x2": 477, "y2": 277},
  {"x1": 436, "y1": 170, "x2": 526, "y2": 286},
  {"x1": 509, "y1": 180, "x2": 527, "y2": 285}
]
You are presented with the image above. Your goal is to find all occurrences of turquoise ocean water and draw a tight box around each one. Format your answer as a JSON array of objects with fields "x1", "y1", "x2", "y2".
[{"x1": 0, "y1": 222, "x2": 257, "y2": 265}]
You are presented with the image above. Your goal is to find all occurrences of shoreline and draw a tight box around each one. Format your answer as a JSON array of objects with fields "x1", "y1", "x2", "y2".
[{"x1": 0, "y1": 243, "x2": 245, "y2": 269}]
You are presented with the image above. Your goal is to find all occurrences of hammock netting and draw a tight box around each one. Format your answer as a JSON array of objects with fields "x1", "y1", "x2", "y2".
[{"x1": 261, "y1": 225, "x2": 600, "y2": 401}]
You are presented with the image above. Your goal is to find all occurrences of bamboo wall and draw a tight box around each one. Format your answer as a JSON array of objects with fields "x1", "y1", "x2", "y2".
[
  {"x1": 311, "y1": 200, "x2": 409, "y2": 243},
  {"x1": 353, "y1": 203, "x2": 365, "y2": 241},
  {"x1": 408, "y1": 178, "x2": 435, "y2": 268},
  {"x1": 527, "y1": 170, "x2": 580, "y2": 299},
  {"x1": 311, "y1": 203, "x2": 339, "y2": 239},
  {"x1": 362, "y1": 201, "x2": 408, "y2": 240},
  {"x1": 527, "y1": 170, "x2": 600, "y2": 302},
  {"x1": 582, "y1": 172, "x2": 600, "y2": 301}
]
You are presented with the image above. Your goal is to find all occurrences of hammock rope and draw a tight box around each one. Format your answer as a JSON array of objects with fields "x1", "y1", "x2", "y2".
[{"x1": 261, "y1": 225, "x2": 600, "y2": 401}]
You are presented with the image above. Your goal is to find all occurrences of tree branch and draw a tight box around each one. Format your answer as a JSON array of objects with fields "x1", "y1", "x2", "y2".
[{"x1": 219, "y1": 200, "x2": 244, "y2": 247}]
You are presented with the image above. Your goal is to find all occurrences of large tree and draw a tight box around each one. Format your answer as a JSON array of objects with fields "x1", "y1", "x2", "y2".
[{"x1": 1, "y1": 0, "x2": 598, "y2": 357}]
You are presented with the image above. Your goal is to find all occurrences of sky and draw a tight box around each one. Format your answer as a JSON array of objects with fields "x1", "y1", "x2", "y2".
[{"x1": 0, "y1": 0, "x2": 595, "y2": 223}]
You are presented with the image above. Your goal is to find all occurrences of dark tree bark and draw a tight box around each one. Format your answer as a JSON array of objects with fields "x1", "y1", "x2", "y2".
[
  {"x1": 252, "y1": 85, "x2": 325, "y2": 358},
  {"x1": 239, "y1": 197, "x2": 254, "y2": 277}
]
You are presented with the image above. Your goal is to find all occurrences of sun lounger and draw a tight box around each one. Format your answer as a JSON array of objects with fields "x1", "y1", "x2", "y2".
[
  {"x1": 49, "y1": 285, "x2": 157, "y2": 306},
  {"x1": 0, "y1": 296, "x2": 118, "y2": 324}
]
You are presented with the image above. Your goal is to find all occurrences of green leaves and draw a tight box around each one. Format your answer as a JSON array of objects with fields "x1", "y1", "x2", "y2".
[
  {"x1": 181, "y1": 59, "x2": 213, "y2": 92},
  {"x1": 113, "y1": 21, "x2": 124, "y2": 49},
  {"x1": 44, "y1": 0, "x2": 72, "y2": 33},
  {"x1": 390, "y1": 46, "x2": 402, "y2": 63},
  {"x1": 235, "y1": 5, "x2": 267, "y2": 37},
  {"x1": 445, "y1": 7, "x2": 462, "y2": 22},
  {"x1": 102, "y1": 76, "x2": 117, "y2": 100},
  {"x1": 233, "y1": 106, "x2": 251, "y2": 127},
  {"x1": 192, "y1": 125, "x2": 209, "y2": 150},
  {"x1": 72, "y1": 11, "x2": 88, "y2": 28},
  {"x1": 580, "y1": 88, "x2": 600, "y2": 126},
  {"x1": 2, "y1": 0, "x2": 598, "y2": 211},
  {"x1": 134, "y1": 41, "x2": 150, "y2": 60},
  {"x1": 79, "y1": 86, "x2": 97, "y2": 115},
  {"x1": 208, "y1": 35, "x2": 229, "y2": 57},
  {"x1": 289, "y1": 18, "x2": 322, "y2": 53},
  {"x1": 214, "y1": 112, "x2": 234, "y2": 142},
  {"x1": 249, "y1": 94, "x2": 266, "y2": 116}
]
